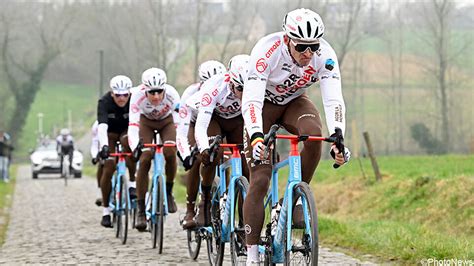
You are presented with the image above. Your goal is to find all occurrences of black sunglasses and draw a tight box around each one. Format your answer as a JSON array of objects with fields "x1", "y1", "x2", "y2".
[
  {"x1": 147, "y1": 89, "x2": 164, "y2": 95},
  {"x1": 114, "y1": 93, "x2": 130, "y2": 98},
  {"x1": 290, "y1": 39, "x2": 320, "y2": 53}
]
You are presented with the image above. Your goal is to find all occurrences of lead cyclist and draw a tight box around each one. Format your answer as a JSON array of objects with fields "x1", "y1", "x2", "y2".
[{"x1": 241, "y1": 8, "x2": 351, "y2": 264}]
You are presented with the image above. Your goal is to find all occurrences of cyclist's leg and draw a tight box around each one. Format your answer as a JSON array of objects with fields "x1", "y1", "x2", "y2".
[
  {"x1": 158, "y1": 115, "x2": 178, "y2": 213},
  {"x1": 183, "y1": 124, "x2": 201, "y2": 228},
  {"x1": 196, "y1": 118, "x2": 222, "y2": 226},
  {"x1": 136, "y1": 115, "x2": 155, "y2": 230},
  {"x1": 67, "y1": 146, "x2": 73, "y2": 171},
  {"x1": 280, "y1": 94, "x2": 322, "y2": 183},
  {"x1": 100, "y1": 132, "x2": 120, "y2": 227},
  {"x1": 281, "y1": 94, "x2": 322, "y2": 227},
  {"x1": 243, "y1": 101, "x2": 284, "y2": 262}
]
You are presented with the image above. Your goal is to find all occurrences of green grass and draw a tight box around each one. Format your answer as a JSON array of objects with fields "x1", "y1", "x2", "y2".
[
  {"x1": 17, "y1": 82, "x2": 97, "y2": 158},
  {"x1": 300, "y1": 154, "x2": 474, "y2": 264},
  {"x1": 0, "y1": 165, "x2": 17, "y2": 246}
]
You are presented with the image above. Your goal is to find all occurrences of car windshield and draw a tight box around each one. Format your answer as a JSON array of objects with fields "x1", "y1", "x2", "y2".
[{"x1": 36, "y1": 143, "x2": 56, "y2": 151}]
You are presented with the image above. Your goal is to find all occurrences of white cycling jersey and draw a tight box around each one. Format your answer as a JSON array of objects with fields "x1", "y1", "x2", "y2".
[
  {"x1": 242, "y1": 32, "x2": 346, "y2": 138},
  {"x1": 187, "y1": 73, "x2": 242, "y2": 151},
  {"x1": 56, "y1": 135, "x2": 74, "y2": 148},
  {"x1": 128, "y1": 84, "x2": 180, "y2": 151},
  {"x1": 176, "y1": 83, "x2": 201, "y2": 158},
  {"x1": 90, "y1": 120, "x2": 99, "y2": 158}
]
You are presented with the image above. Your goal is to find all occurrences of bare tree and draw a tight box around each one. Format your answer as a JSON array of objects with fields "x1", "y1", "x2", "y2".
[
  {"x1": 328, "y1": 0, "x2": 365, "y2": 68},
  {"x1": 416, "y1": 0, "x2": 470, "y2": 151},
  {"x1": 0, "y1": 2, "x2": 76, "y2": 145}
]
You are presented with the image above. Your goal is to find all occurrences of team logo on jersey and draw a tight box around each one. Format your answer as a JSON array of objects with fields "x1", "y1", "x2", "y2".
[
  {"x1": 179, "y1": 107, "x2": 188, "y2": 118},
  {"x1": 201, "y1": 93, "x2": 212, "y2": 107},
  {"x1": 325, "y1": 59, "x2": 335, "y2": 71},
  {"x1": 256, "y1": 58, "x2": 268, "y2": 73},
  {"x1": 265, "y1": 40, "x2": 281, "y2": 58}
]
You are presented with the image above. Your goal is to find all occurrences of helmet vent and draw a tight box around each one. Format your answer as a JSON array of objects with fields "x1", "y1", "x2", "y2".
[
  {"x1": 297, "y1": 26, "x2": 304, "y2": 38},
  {"x1": 307, "y1": 21, "x2": 312, "y2": 38}
]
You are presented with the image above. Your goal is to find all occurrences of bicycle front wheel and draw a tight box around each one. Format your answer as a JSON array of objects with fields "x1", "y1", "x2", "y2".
[
  {"x1": 151, "y1": 176, "x2": 165, "y2": 253},
  {"x1": 230, "y1": 176, "x2": 250, "y2": 265},
  {"x1": 283, "y1": 182, "x2": 318, "y2": 266},
  {"x1": 206, "y1": 177, "x2": 224, "y2": 266},
  {"x1": 187, "y1": 229, "x2": 201, "y2": 260},
  {"x1": 118, "y1": 175, "x2": 129, "y2": 244}
]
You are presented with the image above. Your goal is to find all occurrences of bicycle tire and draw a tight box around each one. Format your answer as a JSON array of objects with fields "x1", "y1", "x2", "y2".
[
  {"x1": 119, "y1": 175, "x2": 129, "y2": 244},
  {"x1": 283, "y1": 182, "x2": 318, "y2": 266},
  {"x1": 206, "y1": 177, "x2": 224, "y2": 266},
  {"x1": 115, "y1": 176, "x2": 122, "y2": 238},
  {"x1": 187, "y1": 229, "x2": 201, "y2": 260},
  {"x1": 156, "y1": 175, "x2": 165, "y2": 254},
  {"x1": 230, "y1": 176, "x2": 250, "y2": 265},
  {"x1": 150, "y1": 179, "x2": 158, "y2": 248}
]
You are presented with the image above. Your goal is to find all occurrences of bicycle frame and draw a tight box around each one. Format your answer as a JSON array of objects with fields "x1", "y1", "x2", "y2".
[
  {"x1": 144, "y1": 143, "x2": 174, "y2": 222},
  {"x1": 109, "y1": 151, "x2": 131, "y2": 214},
  {"x1": 264, "y1": 135, "x2": 327, "y2": 263},
  {"x1": 212, "y1": 144, "x2": 244, "y2": 243}
]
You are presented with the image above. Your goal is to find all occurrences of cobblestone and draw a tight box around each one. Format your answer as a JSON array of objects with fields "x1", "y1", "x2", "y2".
[{"x1": 0, "y1": 166, "x2": 377, "y2": 265}]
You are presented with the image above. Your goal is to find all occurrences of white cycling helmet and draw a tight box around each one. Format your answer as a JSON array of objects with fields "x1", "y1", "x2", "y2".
[
  {"x1": 141, "y1": 67, "x2": 167, "y2": 90},
  {"x1": 198, "y1": 60, "x2": 226, "y2": 82},
  {"x1": 109, "y1": 75, "x2": 132, "y2": 94},
  {"x1": 282, "y1": 8, "x2": 324, "y2": 42},
  {"x1": 60, "y1": 128, "x2": 70, "y2": 136},
  {"x1": 228, "y1": 54, "x2": 250, "y2": 87}
]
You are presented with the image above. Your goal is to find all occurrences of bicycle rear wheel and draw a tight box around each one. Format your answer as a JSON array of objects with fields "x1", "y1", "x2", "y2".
[
  {"x1": 206, "y1": 177, "x2": 224, "y2": 266},
  {"x1": 283, "y1": 182, "x2": 318, "y2": 266},
  {"x1": 118, "y1": 175, "x2": 129, "y2": 244},
  {"x1": 187, "y1": 229, "x2": 201, "y2": 260},
  {"x1": 230, "y1": 176, "x2": 250, "y2": 265}
]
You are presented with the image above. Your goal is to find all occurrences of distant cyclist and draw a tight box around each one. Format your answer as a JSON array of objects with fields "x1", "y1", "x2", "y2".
[
  {"x1": 90, "y1": 120, "x2": 103, "y2": 206},
  {"x1": 56, "y1": 128, "x2": 74, "y2": 174},
  {"x1": 241, "y1": 8, "x2": 351, "y2": 264},
  {"x1": 128, "y1": 67, "x2": 180, "y2": 232},
  {"x1": 176, "y1": 60, "x2": 226, "y2": 229},
  {"x1": 97, "y1": 75, "x2": 137, "y2": 228},
  {"x1": 187, "y1": 54, "x2": 250, "y2": 227}
]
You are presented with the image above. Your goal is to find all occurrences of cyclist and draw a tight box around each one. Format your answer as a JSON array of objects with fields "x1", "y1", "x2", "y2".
[
  {"x1": 241, "y1": 8, "x2": 351, "y2": 263},
  {"x1": 56, "y1": 128, "x2": 74, "y2": 175},
  {"x1": 189, "y1": 54, "x2": 250, "y2": 227},
  {"x1": 90, "y1": 120, "x2": 103, "y2": 206},
  {"x1": 97, "y1": 75, "x2": 137, "y2": 228},
  {"x1": 176, "y1": 60, "x2": 226, "y2": 229},
  {"x1": 128, "y1": 67, "x2": 180, "y2": 232}
]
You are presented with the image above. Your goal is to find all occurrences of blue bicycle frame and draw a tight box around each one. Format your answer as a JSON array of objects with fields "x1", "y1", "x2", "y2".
[
  {"x1": 145, "y1": 144, "x2": 169, "y2": 222},
  {"x1": 109, "y1": 150, "x2": 131, "y2": 217},
  {"x1": 262, "y1": 136, "x2": 316, "y2": 263},
  {"x1": 210, "y1": 144, "x2": 245, "y2": 242}
]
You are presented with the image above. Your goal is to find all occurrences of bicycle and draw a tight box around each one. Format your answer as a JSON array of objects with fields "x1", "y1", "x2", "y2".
[
  {"x1": 143, "y1": 140, "x2": 176, "y2": 254},
  {"x1": 192, "y1": 136, "x2": 249, "y2": 265},
  {"x1": 256, "y1": 124, "x2": 344, "y2": 265},
  {"x1": 108, "y1": 141, "x2": 133, "y2": 245},
  {"x1": 60, "y1": 153, "x2": 71, "y2": 186}
]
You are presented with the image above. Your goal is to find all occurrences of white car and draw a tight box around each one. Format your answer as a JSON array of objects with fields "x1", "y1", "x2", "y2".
[{"x1": 30, "y1": 143, "x2": 83, "y2": 179}]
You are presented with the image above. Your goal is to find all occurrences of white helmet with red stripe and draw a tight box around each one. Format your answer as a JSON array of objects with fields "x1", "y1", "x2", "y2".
[
  {"x1": 198, "y1": 60, "x2": 226, "y2": 82},
  {"x1": 227, "y1": 54, "x2": 250, "y2": 86},
  {"x1": 282, "y1": 8, "x2": 324, "y2": 42}
]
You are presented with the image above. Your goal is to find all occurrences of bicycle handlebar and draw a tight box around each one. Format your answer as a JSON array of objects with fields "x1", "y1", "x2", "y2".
[
  {"x1": 109, "y1": 152, "x2": 132, "y2": 157},
  {"x1": 143, "y1": 143, "x2": 176, "y2": 148},
  {"x1": 256, "y1": 124, "x2": 345, "y2": 169}
]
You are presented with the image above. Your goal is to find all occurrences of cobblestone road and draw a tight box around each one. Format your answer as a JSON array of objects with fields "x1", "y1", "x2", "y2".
[{"x1": 0, "y1": 166, "x2": 376, "y2": 265}]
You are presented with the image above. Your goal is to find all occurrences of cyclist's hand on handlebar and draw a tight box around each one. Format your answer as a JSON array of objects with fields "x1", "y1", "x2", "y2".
[
  {"x1": 91, "y1": 157, "x2": 98, "y2": 165},
  {"x1": 251, "y1": 133, "x2": 268, "y2": 161},
  {"x1": 330, "y1": 145, "x2": 351, "y2": 167},
  {"x1": 99, "y1": 145, "x2": 110, "y2": 159},
  {"x1": 183, "y1": 155, "x2": 194, "y2": 170},
  {"x1": 200, "y1": 149, "x2": 211, "y2": 165}
]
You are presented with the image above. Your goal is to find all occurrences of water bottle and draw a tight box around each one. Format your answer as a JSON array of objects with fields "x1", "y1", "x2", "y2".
[
  {"x1": 219, "y1": 193, "x2": 228, "y2": 222},
  {"x1": 270, "y1": 202, "x2": 281, "y2": 236}
]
